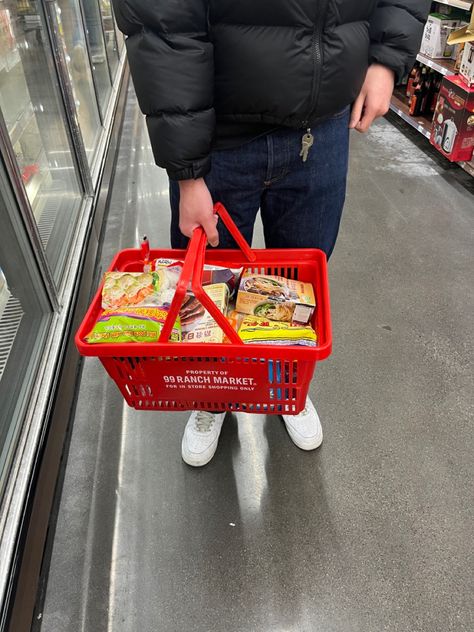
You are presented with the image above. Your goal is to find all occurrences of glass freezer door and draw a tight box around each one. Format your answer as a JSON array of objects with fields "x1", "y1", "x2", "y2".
[
  {"x1": 0, "y1": 166, "x2": 51, "y2": 499},
  {"x1": 0, "y1": 0, "x2": 83, "y2": 285}
]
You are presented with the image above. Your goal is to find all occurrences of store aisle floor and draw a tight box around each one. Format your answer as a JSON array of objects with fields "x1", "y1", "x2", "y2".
[{"x1": 38, "y1": 89, "x2": 474, "y2": 632}]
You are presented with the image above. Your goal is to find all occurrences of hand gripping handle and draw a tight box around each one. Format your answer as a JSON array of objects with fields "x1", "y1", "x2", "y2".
[{"x1": 159, "y1": 203, "x2": 255, "y2": 344}]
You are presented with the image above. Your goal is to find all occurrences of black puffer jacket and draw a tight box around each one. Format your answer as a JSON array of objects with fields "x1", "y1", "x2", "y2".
[{"x1": 113, "y1": 0, "x2": 430, "y2": 180}]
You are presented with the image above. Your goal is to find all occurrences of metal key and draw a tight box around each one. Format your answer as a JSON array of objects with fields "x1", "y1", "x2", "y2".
[{"x1": 300, "y1": 129, "x2": 314, "y2": 162}]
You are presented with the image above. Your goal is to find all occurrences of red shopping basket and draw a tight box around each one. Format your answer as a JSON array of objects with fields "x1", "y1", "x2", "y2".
[{"x1": 75, "y1": 203, "x2": 332, "y2": 414}]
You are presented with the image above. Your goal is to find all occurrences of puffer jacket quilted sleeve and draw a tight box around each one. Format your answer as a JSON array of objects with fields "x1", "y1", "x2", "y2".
[
  {"x1": 112, "y1": 0, "x2": 214, "y2": 180},
  {"x1": 369, "y1": 0, "x2": 432, "y2": 81}
]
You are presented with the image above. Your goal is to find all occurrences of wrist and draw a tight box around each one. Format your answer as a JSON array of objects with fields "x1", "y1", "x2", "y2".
[
  {"x1": 369, "y1": 63, "x2": 396, "y2": 79},
  {"x1": 179, "y1": 178, "x2": 205, "y2": 191}
]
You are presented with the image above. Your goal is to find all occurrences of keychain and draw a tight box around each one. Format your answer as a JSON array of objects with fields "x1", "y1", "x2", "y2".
[{"x1": 300, "y1": 129, "x2": 314, "y2": 162}]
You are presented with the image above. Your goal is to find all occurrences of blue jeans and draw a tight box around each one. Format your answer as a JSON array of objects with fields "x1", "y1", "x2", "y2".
[{"x1": 170, "y1": 107, "x2": 350, "y2": 258}]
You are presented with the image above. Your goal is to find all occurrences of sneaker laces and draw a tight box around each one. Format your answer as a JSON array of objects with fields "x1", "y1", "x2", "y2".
[{"x1": 194, "y1": 411, "x2": 216, "y2": 433}]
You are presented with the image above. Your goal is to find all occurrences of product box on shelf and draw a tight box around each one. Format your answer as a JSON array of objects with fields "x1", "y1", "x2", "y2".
[
  {"x1": 420, "y1": 14, "x2": 461, "y2": 59},
  {"x1": 430, "y1": 75, "x2": 474, "y2": 162},
  {"x1": 460, "y1": 41, "x2": 474, "y2": 87},
  {"x1": 455, "y1": 42, "x2": 466, "y2": 72}
]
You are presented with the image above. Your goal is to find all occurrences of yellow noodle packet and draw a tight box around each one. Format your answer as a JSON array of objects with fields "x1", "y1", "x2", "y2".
[{"x1": 238, "y1": 315, "x2": 317, "y2": 347}]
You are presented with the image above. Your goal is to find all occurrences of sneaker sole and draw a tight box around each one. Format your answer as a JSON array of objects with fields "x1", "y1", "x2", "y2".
[
  {"x1": 181, "y1": 437, "x2": 219, "y2": 467},
  {"x1": 287, "y1": 432, "x2": 323, "y2": 451},
  {"x1": 283, "y1": 419, "x2": 323, "y2": 451}
]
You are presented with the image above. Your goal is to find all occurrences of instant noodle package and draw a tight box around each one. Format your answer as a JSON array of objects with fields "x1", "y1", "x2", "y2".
[{"x1": 234, "y1": 313, "x2": 317, "y2": 346}]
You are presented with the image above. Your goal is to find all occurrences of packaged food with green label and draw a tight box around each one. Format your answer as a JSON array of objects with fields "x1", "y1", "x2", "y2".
[{"x1": 85, "y1": 307, "x2": 181, "y2": 344}]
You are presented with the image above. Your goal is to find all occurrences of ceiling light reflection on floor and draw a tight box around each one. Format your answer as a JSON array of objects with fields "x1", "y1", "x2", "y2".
[{"x1": 234, "y1": 412, "x2": 269, "y2": 516}]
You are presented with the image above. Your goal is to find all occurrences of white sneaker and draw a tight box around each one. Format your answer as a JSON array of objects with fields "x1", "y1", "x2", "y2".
[
  {"x1": 282, "y1": 397, "x2": 323, "y2": 451},
  {"x1": 181, "y1": 411, "x2": 226, "y2": 467}
]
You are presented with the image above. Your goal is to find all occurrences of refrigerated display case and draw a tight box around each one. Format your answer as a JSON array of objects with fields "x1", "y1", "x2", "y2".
[
  {"x1": 0, "y1": 0, "x2": 127, "y2": 628},
  {"x1": 54, "y1": 0, "x2": 102, "y2": 161},
  {"x1": 81, "y1": 0, "x2": 112, "y2": 114},
  {"x1": 0, "y1": 267, "x2": 10, "y2": 325},
  {"x1": 0, "y1": 167, "x2": 51, "y2": 499},
  {"x1": 0, "y1": 0, "x2": 83, "y2": 283},
  {"x1": 99, "y1": 0, "x2": 118, "y2": 77}
]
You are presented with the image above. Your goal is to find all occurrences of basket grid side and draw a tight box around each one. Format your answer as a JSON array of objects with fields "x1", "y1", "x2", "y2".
[
  {"x1": 99, "y1": 354, "x2": 313, "y2": 413},
  {"x1": 246, "y1": 265, "x2": 299, "y2": 280}
]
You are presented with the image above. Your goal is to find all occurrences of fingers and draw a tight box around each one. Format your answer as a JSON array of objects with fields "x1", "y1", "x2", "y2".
[
  {"x1": 179, "y1": 219, "x2": 198, "y2": 240},
  {"x1": 356, "y1": 100, "x2": 390, "y2": 133},
  {"x1": 350, "y1": 62, "x2": 394, "y2": 133},
  {"x1": 351, "y1": 97, "x2": 391, "y2": 133},
  {"x1": 178, "y1": 179, "x2": 219, "y2": 245},
  {"x1": 349, "y1": 92, "x2": 365, "y2": 129},
  {"x1": 180, "y1": 213, "x2": 219, "y2": 246},
  {"x1": 355, "y1": 107, "x2": 376, "y2": 133},
  {"x1": 201, "y1": 212, "x2": 219, "y2": 247}
]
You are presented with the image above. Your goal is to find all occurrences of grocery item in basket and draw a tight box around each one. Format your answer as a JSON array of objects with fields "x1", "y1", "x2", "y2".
[
  {"x1": 222, "y1": 309, "x2": 246, "y2": 344},
  {"x1": 237, "y1": 315, "x2": 317, "y2": 346},
  {"x1": 180, "y1": 294, "x2": 206, "y2": 328},
  {"x1": 85, "y1": 307, "x2": 181, "y2": 344},
  {"x1": 227, "y1": 309, "x2": 246, "y2": 332},
  {"x1": 154, "y1": 258, "x2": 243, "y2": 296},
  {"x1": 181, "y1": 283, "x2": 229, "y2": 343},
  {"x1": 236, "y1": 272, "x2": 316, "y2": 324},
  {"x1": 101, "y1": 270, "x2": 180, "y2": 309}
]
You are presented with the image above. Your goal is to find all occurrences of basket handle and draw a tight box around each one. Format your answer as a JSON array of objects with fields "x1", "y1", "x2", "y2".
[
  {"x1": 213, "y1": 202, "x2": 256, "y2": 263},
  {"x1": 159, "y1": 203, "x2": 252, "y2": 344},
  {"x1": 158, "y1": 226, "x2": 204, "y2": 343},
  {"x1": 190, "y1": 227, "x2": 243, "y2": 344}
]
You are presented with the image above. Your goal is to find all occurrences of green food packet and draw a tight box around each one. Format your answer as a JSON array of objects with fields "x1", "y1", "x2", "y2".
[{"x1": 85, "y1": 307, "x2": 181, "y2": 344}]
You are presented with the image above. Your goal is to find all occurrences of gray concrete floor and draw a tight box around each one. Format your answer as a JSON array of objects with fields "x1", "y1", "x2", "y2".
[{"x1": 38, "y1": 88, "x2": 474, "y2": 632}]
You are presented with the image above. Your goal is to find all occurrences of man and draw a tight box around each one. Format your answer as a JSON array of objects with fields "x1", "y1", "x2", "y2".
[{"x1": 113, "y1": 0, "x2": 430, "y2": 466}]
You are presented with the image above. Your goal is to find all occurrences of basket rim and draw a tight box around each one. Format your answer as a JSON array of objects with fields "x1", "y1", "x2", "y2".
[{"x1": 76, "y1": 246, "x2": 332, "y2": 362}]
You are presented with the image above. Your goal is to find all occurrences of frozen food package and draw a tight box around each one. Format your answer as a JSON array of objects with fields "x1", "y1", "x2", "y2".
[
  {"x1": 85, "y1": 307, "x2": 181, "y2": 344},
  {"x1": 226, "y1": 309, "x2": 246, "y2": 331},
  {"x1": 236, "y1": 272, "x2": 316, "y2": 324},
  {"x1": 101, "y1": 270, "x2": 180, "y2": 309},
  {"x1": 238, "y1": 315, "x2": 317, "y2": 346},
  {"x1": 222, "y1": 309, "x2": 247, "y2": 344},
  {"x1": 180, "y1": 283, "x2": 229, "y2": 343},
  {"x1": 154, "y1": 258, "x2": 243, "y2": 296}
]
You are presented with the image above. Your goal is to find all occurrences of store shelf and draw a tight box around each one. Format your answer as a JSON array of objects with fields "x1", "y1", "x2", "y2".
[
  {"x1": 390, "y1": 91, "x2": 432, "y2": 139},
  {"x1": 8, "y1": 102, "x2": 35, "y2": 148},
  {"x1": 416, "y1": 53, "x2": 456, "y2": 76},
  {"x1": 389, "y1": 91, "x2": 474, "y2": 178},
  {"x1": 434, "y1": 0, "x2": 473, "y2": 10},
  {"x1": 458, "y1": 160, "x2": 474, "y2": 177}
]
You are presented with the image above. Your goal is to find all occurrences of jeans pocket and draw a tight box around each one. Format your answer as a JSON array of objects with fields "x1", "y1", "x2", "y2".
[{"x1": 331, "y1": 105, "x2": 351, "y2": 120}]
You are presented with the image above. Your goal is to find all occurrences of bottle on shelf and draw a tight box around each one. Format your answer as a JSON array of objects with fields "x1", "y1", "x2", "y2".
[
  {"x1": 429, "y1": 73, "x2": 443, "y2": 116},
  {"x1": 421, "y1": 69, "x2": 434, "y2": 115},
  {"x1": 406, "y1": 61, "x2": 421, "y2": 99},
  {"x1": 409, "y1": 67, "x2": 428, "y2": 116}
]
